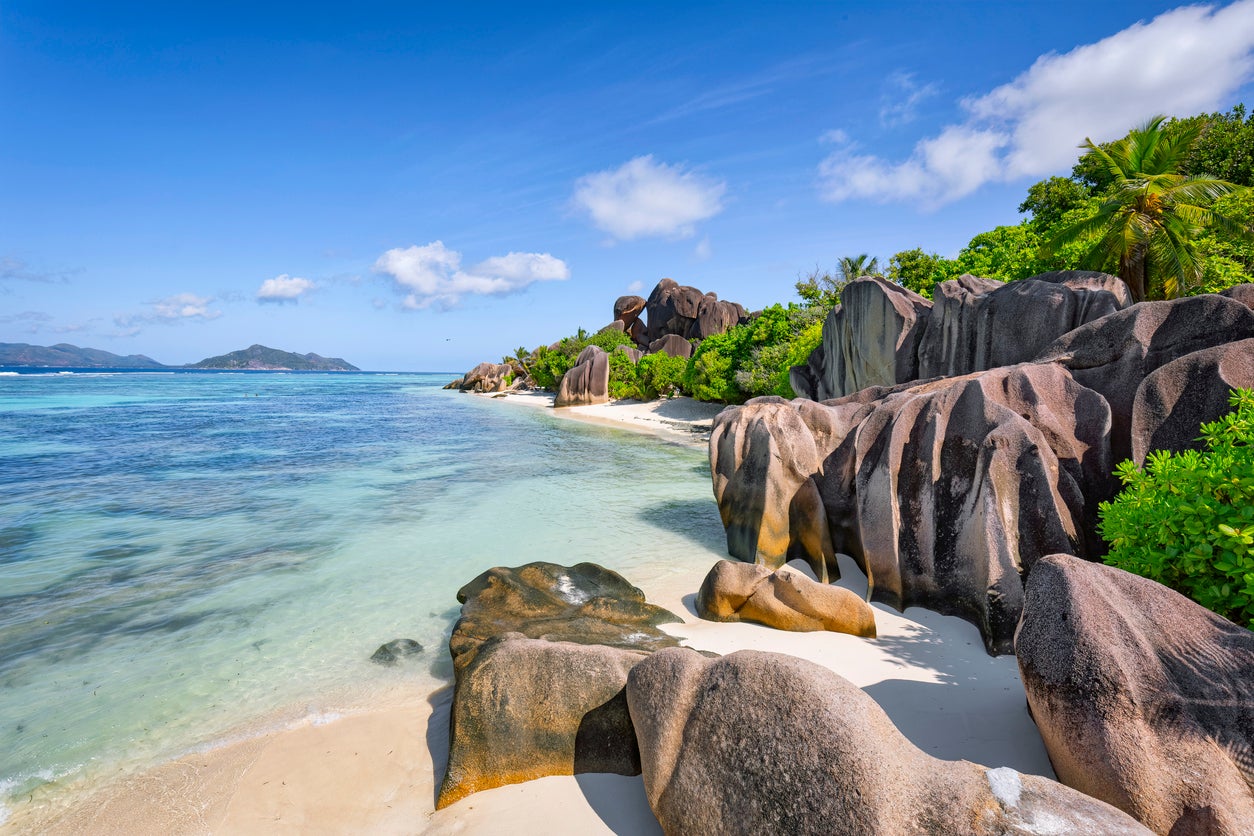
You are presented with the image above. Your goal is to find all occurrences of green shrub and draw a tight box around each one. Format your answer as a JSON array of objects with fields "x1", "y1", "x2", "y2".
[
  {"x1": 607, "y1": 351, "x2": 643, "y2": 399},
  {"x1": 529, "y1": 328, "x2": 635, "y2": 390},
  {"x1": 683, "y1": 303, "x2": 825, "y2": 402},
  {"x1": 1098, "y1": 388, "x2": 1254, "y2": 628},
  {"x1": 639, "y1": 352, "x2": 687, "y2": 399}
]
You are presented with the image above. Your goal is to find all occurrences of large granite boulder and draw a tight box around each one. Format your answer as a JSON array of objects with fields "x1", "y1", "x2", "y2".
[
  {"x1": 614, "y1": 344, "x2": 644, "y2": 363},
  {"x1": 1016, "y1": 555, "x2": 1254, "y2": 834},
  {"x1": 1131, "y1": 338, "x2": 1254, "y2": 465},
  {"x1": 647, "y1": 334, "x2": 694, "y2": 360},
  {"x1": 693, "y1": 295, "x2": 747, "y2": 340},
  {"x1": 627, "y1": 648, "x2": 1151, "y2": 836},
  {"x1": 1035, "y1": 293, "x2": 1254, "y2": 463},
  {"x1": 458, "y1": 362, "x2": 514, "y2": 393},
  {"x1": 695, "y1": 560, "x2": 876, "y2": 637},
  {"x1": 614, "y1": 294, "x2": 646, "y2": 328},
  {"x1": 555, "y1": 345, "x2": 610, "y2": 407},
  {"x1": 597, "y1": 320, "x2": 626, "y2": 334},
  {"x1": 642, "y1": 279, "x2": 746, "y2": 344},
  {"x1": 917, "y1": 271, "x2": 1131, "y2": 380},
  {"x1": 793, "y1": 276, "x2": 932, "y2": 401},
  {"x1": 1221, "y1": 283, "x2": 1254, "y2": 310},
  {"x1": 709, "y1": 396, "x2": 862, "y2": 582},
  {"x1": 439, "y1": 562, "x2": 683, "y2": 809}
]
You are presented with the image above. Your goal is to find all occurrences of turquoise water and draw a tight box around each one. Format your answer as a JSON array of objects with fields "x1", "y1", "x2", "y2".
[{"x1": 0, "y1": 371, "x2": 726, "y2": 822}]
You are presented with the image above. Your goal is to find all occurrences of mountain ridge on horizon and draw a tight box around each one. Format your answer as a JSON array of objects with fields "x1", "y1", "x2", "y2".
[{"x1": 0, "y1": 341, "x2": 359, "y2": 371}]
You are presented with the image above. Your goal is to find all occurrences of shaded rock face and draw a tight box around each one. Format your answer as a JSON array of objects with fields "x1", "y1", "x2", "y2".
[
  {"x1": 1038, "y1": 294, "x2": 1254, "y2": 463},
  {"x1": 647, "y1": 334, "x2": 694, "y2": 360},
  {"x1": 614, "y1": 344, "x2": 644, "y2": 363},
  {"x1": 598, "y1": 320, "x2": 626, "y2": 334},
  {"x1": 627, "y1": 648, "x2": 1151, "y2": 836},
  {"x1": 1016, "y1": 555, "x2": 1254, "y2": 834},
  {"x1": 643, "y1": 279, "x2": 747, "y2": 344},
  {"x1": 713, "y1": 364, "x2": 1113, "y2": 654},
  {"x1": 1221, "y1": 283, "x2": 1254, "y2": 310},
  {"x1": 439, "y1": 562, "x2": 683, "y2": 809},
  {"x1": 613, "y1": 294, "x2": 646, "y2": 328},
  {"x1": 695, "y1": 560, "x2": 875, "y2": 637},
  {"x1": 458, "y1": 362, "x2": 514, "y2": 393},
  {"x1": 916, "y1": 271, "x2": 1131, "y2": 380},
  {"x1": 1131, "y1": 338, "x2": 1254, "y2": 465},
  {"x1": 555, "y1": 345, "x2": 610, "y2": 407},
  {"x1": 800, "y1": 276, "x2": 932, "y2": 401}
]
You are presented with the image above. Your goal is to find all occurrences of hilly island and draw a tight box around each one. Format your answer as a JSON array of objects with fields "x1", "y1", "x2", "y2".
[{"x1": 0, "y1": 342, "x2": 359, "y2": 371}]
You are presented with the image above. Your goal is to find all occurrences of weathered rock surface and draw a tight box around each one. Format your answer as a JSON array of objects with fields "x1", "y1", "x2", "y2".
[
  {"x1": 794, "y1": 276, "x2": 932, "y2": 401},
  {"x1": 443, "y1": 377, "x2": 464, "y2": 390},
  {"x1": 1036, "y1": 293, "x2": 1254, "y2": 462},
  {"x1": 1131, "y1": 338, "x2": 1254, "y2": 465},
  {"x1": 1016, "y1": 555, "x2": 1254, "y2": 834},
  {"x1": 693, "y1": 295, "x2": 747, "y2": 341},
  {"x1": 614, "y1": 344, "x2": 644, "y2": 363},
  {"x1": 695, "y1": 560, "x2": 875, "y2": 636},
  {"x1": 710, "y1": 396, "x2": 857, "y2": 581},
  {"x1": 458, "y1": 362, "x2": 514, "y2": 393},
  {"x1": 643, "y1": 279, "x2": 746, "y2": 343},
  {"x1": 627, "y1": 648, "x2": 1151, "y2": 836},
  {"x1": 714, "y1": 362, "x2": 1114, "y2": 654},
  {"x1": 917, "y1": 271, "x2": 1131, "y2": 380},
  {"x1": 369, "y1": 638, "x2": 424, "y2": 665},
  {"x1": 598, "y1": 320, "x2": 626, "y2": 334},
  {"x1": 613, "y1": 294, "x2": 646, "y2": 328},
  {"x1": 1221, "y1": 283, "x2": 1254, "y2": 310},
  {"x1": 647, "y1": 334, "x2": 694, "y2": 360},
  {"x1": 555, "y1": 345, "x2": 610, "y2": 407},
  {"x1": 439, "y1": 562, "x2": 682, "y2": 809}
]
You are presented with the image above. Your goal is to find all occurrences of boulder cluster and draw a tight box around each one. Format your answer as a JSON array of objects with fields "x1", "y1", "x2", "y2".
[
  {"x1": 715, "y1": 273, "x2": 1254, "y2": 654},
  {"x1": 447, "y1": 278, "x2": 750, "y2": 405}
]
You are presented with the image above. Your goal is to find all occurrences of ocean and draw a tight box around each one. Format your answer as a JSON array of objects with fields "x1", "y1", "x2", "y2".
[{"x1": 0, "y1": 370, "x2": 726, "y2": 824}]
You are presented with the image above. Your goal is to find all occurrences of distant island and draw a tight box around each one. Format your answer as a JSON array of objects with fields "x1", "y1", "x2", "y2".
[
  {"x1": 0, "y1": 342, "x2": 359, "y2": 371},
  {"x1": 188, "y1": 344, "x2": 360, "y2": 371},
  {"x1": 0, "y1": 342, "x2": 166, "y2": 368}
]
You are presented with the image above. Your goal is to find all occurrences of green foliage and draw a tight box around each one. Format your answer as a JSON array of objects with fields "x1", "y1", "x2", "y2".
[
  {"x1": 952, "y1": 223, "x2": 1049, "y2": 282},
  {"x1": 887, "y1": 248, "x2": 952, "y2": 299},
  {"x1": 1098, "y1": 389, "x2": 1254, "y2": 628},
  {"x1": 795, "y1": 255, "x2": 882, "y2": 307},
  {"x1": 638, "y1": 352, "x2": 688, "y2": 399},
  {"x1": 1018, "y1": 176, "x2": 1092, "y2": 228},
  {"x1": 1183, "y1": 104, "x2": 1254, "y2": 187},
  {"x1": 684, "y1": 304, "x2": 823, "y2": 403},
  {"x1": 529, "y1": 328, "x2": 635, "y2": 390},
  {"x1": 607, "y1": 351, "x2": 641, "y2": 400}
]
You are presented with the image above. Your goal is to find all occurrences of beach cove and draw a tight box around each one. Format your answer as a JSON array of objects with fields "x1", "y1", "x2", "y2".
[{"x1": 2, "y1": 374, "x2": 1052, "y2": 834}]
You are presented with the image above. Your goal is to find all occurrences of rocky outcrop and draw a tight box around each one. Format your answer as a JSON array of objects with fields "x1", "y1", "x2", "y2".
[
  {"x1": 714, "y1": 364, "x2": 1114, "y2": 654},
  {"x1": 458, "y1": 362, "x2": 514, "y2": 393},
  {"x1": 1130, "y1": 338, "x2": 1254, "y2": 465},
  {"x1": 794, "y1": 277, "x2": 932, "y2": 401},
  {"x1": 1037, "y1": 293, "x2": 1254, "y2": 463},
  {"x1": 369, "y1": 638, "x2": 423, "y2": 665},
  {"x1": 643, "y1": 279, "x2": 747, "y2": 344},
  {"x1": 614, "y1": 344, "x2": 644, "y2": 363},
  {"x1": 614, "y1": 294, "x2": 646, "y2": 329},
  {"x1": 1016, "y1": 555, "x2": 1254, "y2": 834},
  {"x1": 1221, "y1": 283, "x2": 1254, "y2": 309},
  {"x1": 916, "y1": 271, "x2": 1130, "y2": 380},
  {"x1": 695, "y1": 561, "x2": 875, "y2": 636},
  {"x1": 627, "y1": 648, "x2": 1151, "y2": 836},
  {"x1": 555, "y1": 345, "x2": 610, "y2": 407},
  {"x1": 439, "y1": 562, "x2": 682, "y2": 809},
  {"x1": 647, "y1": 334, "x2": 694, "y2": 360}
]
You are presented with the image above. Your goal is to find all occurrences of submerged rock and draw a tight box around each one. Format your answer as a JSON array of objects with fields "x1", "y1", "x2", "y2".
[
  {"x1": 369, "y1": 638, "x2": 424, "y2": 665},
  {"x1": 438, "y1": 562, "x2": 682, "y2": 809},
  {"x1": 1016, "y1": 555, "x2": 1254, "y2": 835},
  {"x1": 695, "y1": 560, "x2": 875, "y2": 637},
  {"x1": 627, "y1": 648, "x2": 1150, "y2": 835}
]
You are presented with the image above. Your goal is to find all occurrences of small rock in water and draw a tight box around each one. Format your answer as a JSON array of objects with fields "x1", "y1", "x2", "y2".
[{"x1": 370, "y1": 638, "x2": 424, "y2": 665}]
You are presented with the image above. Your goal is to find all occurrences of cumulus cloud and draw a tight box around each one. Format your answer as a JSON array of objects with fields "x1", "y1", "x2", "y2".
[
  {"x1": 372, "y1": 241, "x2": 570, "y2": 310},
  {"x1": 257, "y1": 274, "x2": 316, "y2": 303},
  {"x1": 572, "y1": 155, "x2": 726, "y2": 241},
  {"x1": 820, "y1": 0, "x2": 1254, "y2": 207},
  {"x1": 115, "y1": 293, "x2": 222, "y2": 330}
]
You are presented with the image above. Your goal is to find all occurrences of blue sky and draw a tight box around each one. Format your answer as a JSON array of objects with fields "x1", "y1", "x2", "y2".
[{"x1": 3, "y1": 1, "x2": 1254, "y2": 371}]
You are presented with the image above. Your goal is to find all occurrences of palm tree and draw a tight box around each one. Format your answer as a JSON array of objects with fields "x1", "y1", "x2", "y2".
[
  {"x1": 837, "y1": 254, "x2": 881, "y2": 283},
  {"x1": 1044, "y1": 116, "x2": 1250, "y2": 302}
]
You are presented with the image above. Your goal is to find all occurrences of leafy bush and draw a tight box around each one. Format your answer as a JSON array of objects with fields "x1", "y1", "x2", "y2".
[
  {"x1": 529, "y1": 328, "x2": 635, "y2": 390},
  {"x1": 1098, "y1": 388, "x2": 1254, "y2": 628},
  {"x1": 607, "y1": 351, "x2": 641, "y2": 399},
  {"x1": 683, "y1": 303, "x2": 824, "y2": 403},
  {"x1": 639, "y1": 352, "x2": 688, "y2": 399}
]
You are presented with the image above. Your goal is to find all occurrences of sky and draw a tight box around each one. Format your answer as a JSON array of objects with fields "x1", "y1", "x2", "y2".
[{"x1": 3, "y1": 1, "x2": 1254, "y2": 371}]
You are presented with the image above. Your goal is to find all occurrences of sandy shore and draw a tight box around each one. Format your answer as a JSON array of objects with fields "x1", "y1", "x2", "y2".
[
  {"x1": 475, "y1": 390, "x2": 727, "y2": 446},
  {"x1": 7, "y1": 394, "x2": 1055, "y2": 835}
]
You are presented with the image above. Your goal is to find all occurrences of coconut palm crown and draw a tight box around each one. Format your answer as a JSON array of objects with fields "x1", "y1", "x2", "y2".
[{"x1": 1044, "y1": 115, "x2": 1252, "y2": 302}]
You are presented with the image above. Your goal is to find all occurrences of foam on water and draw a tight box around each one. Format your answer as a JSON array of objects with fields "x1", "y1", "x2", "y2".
[{"x1": 0, "y1": 371, "x2": 727, "y2": 815}]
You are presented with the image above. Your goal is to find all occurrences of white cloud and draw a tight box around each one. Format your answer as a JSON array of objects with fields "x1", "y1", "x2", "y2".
[
  {"x1": 115, "y1": 293, "x2": 222, "y2": 330},
  {"x1": 820, "y1": 0, "x2": 1254, "y2": 207},
  {"x1": 572, "y1": 155, "x2": 726, "y2": 241},
  {"x1": 626, "y1": 280, "x2": 644, "y2": 293},
  {"x1": 373, "y1": 241, "x2": 570, "y2": 310},
  {"x1": 257, "y1": 274, "x2": 316, "y2": 303},
  {"x1": 879, "y1": 71, "x2": 938, "y2": 127},
  {"x1": 694, "y1": 237, "x2": 712, "y2": 261}
]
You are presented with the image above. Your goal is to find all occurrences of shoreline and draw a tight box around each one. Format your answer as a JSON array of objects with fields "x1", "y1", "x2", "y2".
[{"x1": 8, "y1": 551, "x2": 1055, "y2": 835}]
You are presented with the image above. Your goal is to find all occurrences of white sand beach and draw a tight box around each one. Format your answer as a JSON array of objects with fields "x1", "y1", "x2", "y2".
[{"x1": 7, "y1": 394, "x2": 1055, "y2": 835}]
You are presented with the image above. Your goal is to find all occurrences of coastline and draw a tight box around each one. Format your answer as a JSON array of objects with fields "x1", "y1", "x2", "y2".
[{"x1": 6, "y1": 392, "x2": 1055, "y2": 835}]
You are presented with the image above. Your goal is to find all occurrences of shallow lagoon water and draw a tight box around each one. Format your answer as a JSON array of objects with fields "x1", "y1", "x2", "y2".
[{"x1": 0, "y1": 371, "x2": 727, "y2": 822}]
